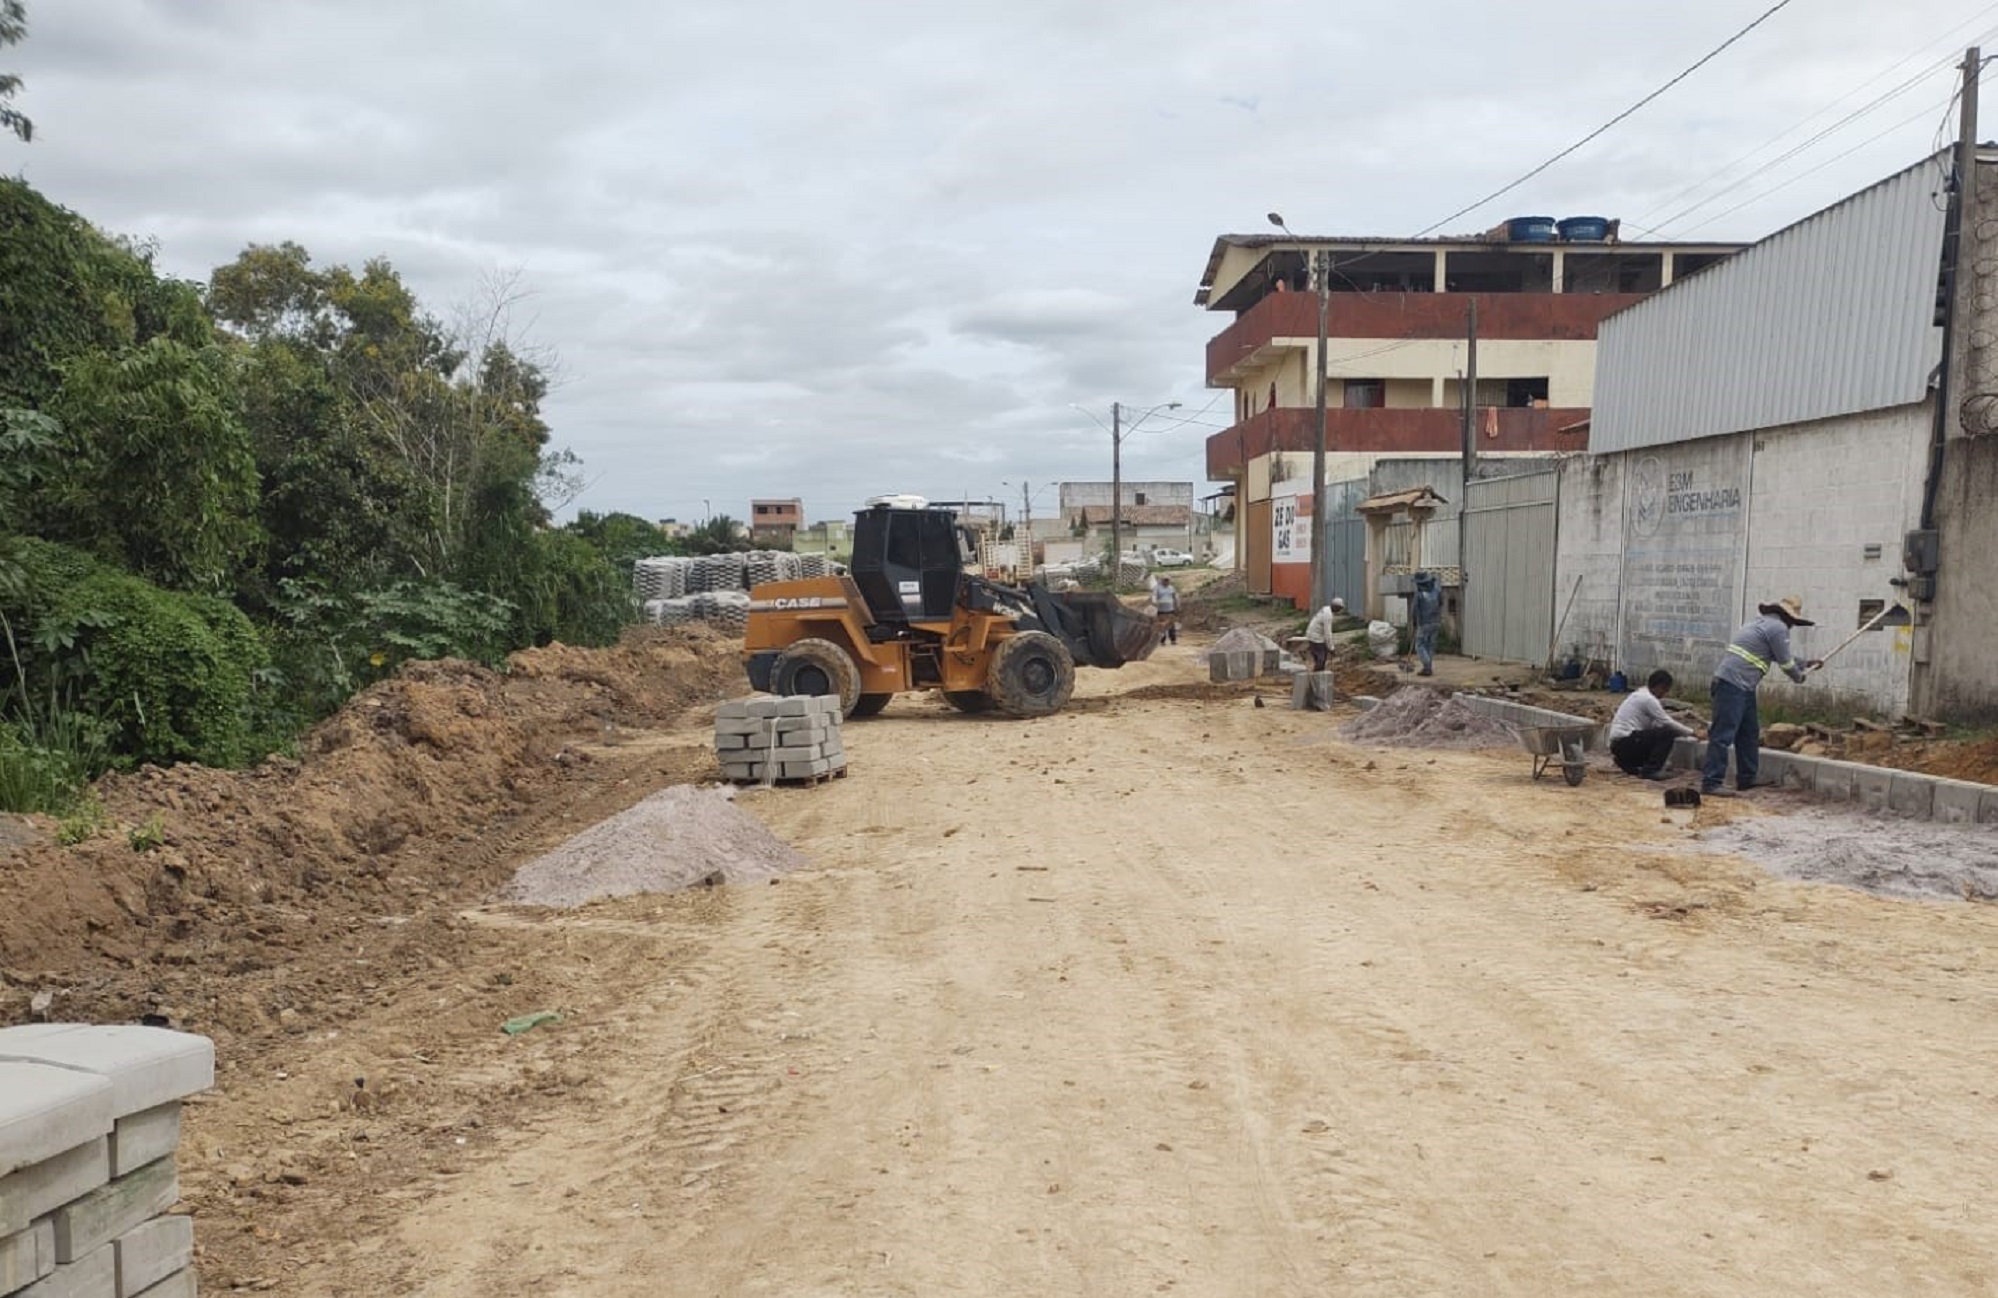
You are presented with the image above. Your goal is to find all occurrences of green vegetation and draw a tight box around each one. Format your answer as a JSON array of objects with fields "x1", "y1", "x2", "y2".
[{"x1": 0, "y1": 75, "x2": 652, "y2": 814}]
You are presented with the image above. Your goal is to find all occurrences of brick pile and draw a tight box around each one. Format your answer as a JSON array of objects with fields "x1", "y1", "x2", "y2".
[
  {"x1": 1, "y1": 1025, "x2": 213, "y2": 1298},
  {"x1": 715, "y1": 697, "x2": 847, "y2": 784}
]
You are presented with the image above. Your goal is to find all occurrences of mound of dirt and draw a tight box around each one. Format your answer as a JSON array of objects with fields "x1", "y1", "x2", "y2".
[
  {"x1": 505, "y1": 786, "x2": 804, "y2": 906},
  {"x1": 1340, "y1": 687, "x2": 1517, "y2": 750},
  {"x1": 0, "y1": 626, "x2": 743, "y2": 1032}
]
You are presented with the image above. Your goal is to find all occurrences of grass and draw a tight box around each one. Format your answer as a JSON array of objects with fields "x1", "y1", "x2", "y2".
[{"x1": 0, "y1": 711, "x2": 106, "y2": 816}]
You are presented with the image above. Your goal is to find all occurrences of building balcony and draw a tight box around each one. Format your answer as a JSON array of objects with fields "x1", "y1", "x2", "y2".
[
  {"x1": 1206, "y1": 406, "x2": 1591, "y2": 478},
  {"x1": 1205, "y1": 290, "x2": 1649, "y2": 386}
]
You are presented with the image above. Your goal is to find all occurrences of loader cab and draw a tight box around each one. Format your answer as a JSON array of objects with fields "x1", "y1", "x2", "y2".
[{"x1": 850, "y1": 502, "x2": 975, "y2": 624}]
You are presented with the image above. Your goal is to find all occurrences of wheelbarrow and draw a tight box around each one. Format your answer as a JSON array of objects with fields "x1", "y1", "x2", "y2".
[{"x1": 1516, "y1": 722, "x2": 1606, "y2": 787}]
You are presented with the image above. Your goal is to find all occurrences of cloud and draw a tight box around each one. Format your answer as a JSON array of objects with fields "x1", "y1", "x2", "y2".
[{"x1": 5, "y1": 0, "x2": 1980, "y2": 523}]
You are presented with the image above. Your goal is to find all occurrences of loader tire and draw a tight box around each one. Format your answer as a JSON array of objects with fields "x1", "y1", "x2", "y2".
[
  {"x1": 851, "y1": 692, "x2": 892, "y2": 718},
  {"x1": 771, "y1": 638, "x2": 861, "y2": 717},
  {"x1": 985, "y1": 631, "x2": 1075, "y2": 718},
  {"x1": 943, "y1": 690, "x2": 992, "y2": 714}
]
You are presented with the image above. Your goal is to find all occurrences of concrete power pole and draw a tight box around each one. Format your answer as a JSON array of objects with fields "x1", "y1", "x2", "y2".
[
  {"x1": 1310, "y1": 250, "x2": 1330, "y2": 611},
  {"x1": 1460, "y1": 298, "x2": 1479, "y2": 571},
  {"x1": 1021, "y1": 480, "x2": 1033, "y2": 578},
  {"x1": 1111, "y1": 401, "x2": 1123, "y2": 586}
]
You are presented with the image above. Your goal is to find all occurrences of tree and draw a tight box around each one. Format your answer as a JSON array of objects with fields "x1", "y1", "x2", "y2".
[
  {"x1": 1, "y1": 0, "x2": 30, "y2": 145},
  {"x1": 685, "y1": 515, "x2": 749, "y2": 556},
  {"x1": 42, "y1": 338, "x2": 261, "y2": 592}
]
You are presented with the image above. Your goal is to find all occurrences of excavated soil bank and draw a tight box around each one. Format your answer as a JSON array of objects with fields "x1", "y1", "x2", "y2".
[{"x1": 0, "y1": 626, "x2": 743, "y2": 1033}]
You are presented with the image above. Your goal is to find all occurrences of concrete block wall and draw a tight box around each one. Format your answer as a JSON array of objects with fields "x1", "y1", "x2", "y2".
[
  {"x1": 716, "y1": 696, "x2": 846, "y2": 783},
  {"x1": 0, "y1": 1027, "x2": 211, "y2": 1298}
]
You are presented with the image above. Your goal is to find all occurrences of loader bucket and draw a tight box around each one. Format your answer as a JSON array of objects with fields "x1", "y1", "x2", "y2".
[{"x1": 1038, "y1": 590, "x2": 1159, "y2": 668}]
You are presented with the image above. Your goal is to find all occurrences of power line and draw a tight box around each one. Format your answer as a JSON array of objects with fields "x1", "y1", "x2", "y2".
[
  {"x1": 1668, "y1": 96, "x2": 1952, "y2": 237},
  {"x1": 1625, "y1": 3, "x2": 1998, "y2": 234},
  {"x1": 1412, "y1": 0, "x2": 1800, "y2": 238},
  {"x1": 1639, "y1": 50, "x2": 1975, "y2": 237}
]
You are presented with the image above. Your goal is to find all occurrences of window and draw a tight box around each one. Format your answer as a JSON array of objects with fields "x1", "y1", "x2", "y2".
[
  {"x1": 1343, "y1": 380, "x2": 1385, "y2": 409},
  {"x1": 1505, "y1": 378, "x2": 1549, "y2": 408},
  {"x1": 1859, "y1": 599, "x2": 1886, "y2": 628},
  {"x1": 1135, "y1": 492, "x2": 1148, "y2": 506}
]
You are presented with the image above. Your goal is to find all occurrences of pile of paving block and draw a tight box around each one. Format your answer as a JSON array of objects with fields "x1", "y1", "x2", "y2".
[
  {"x1": 714, "y1": 696, "x2": 848, "y2": 785},
  {"x1": 2, "y1": 1025, "x2": 213, "y2": 1298}
]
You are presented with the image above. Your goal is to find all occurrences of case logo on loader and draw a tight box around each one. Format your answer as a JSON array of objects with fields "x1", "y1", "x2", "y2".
[{"x1": 749, "y1": 596, "x2": 848, "y2": 612}]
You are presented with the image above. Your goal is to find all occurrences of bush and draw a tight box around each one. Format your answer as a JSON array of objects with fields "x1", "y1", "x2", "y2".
[
  {"x1": 1, "y1": 538, "x2": 269, "y2": 770},
  {"x1": 264, "y1": 577, "x2": 517, "y2": 726}
]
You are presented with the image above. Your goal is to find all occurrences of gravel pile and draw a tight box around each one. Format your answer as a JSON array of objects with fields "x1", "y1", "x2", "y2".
[
  {"x1": 1697, "y1": 809, "x2": 1998, "y2": 902},
  {"x1": 503, "y1": 785, "x2": 806, "y2": 907},
  {"x1": 1341, "y1": 687, "x2": 1517, "y2": 750},
  {"x1": 1209, "y1": 627, "x2": 1280, "y2": 657}
]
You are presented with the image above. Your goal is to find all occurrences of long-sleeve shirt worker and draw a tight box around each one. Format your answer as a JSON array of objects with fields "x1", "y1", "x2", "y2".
[
  {"x1": 1714, "y1": 614, "x2": 1807, "y2": 689},
  {"x1": 1305, "y1": 606, "x2": 1340, "y2": 645},
  {"x1": 1411, "y1": 586, "x2": 1442, "y2": 630},
  {"x1": 1609, "y1": 687, "x2": 1696, "y2": 742}
]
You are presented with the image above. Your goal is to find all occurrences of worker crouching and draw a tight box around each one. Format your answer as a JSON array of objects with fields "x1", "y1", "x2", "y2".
[{"x1": 1609, "y1": 669, "x2": 1700, "y2": 780}]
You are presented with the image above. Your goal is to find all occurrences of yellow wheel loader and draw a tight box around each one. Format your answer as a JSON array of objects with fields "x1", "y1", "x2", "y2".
[{"x1": 743, "y1": 498, "x2": 1158, "y2": 719}]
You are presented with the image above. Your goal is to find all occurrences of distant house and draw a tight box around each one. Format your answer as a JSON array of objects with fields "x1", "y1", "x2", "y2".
[
  {"x1": 793, "y1": 518, "x2": 853, "y2": 563},
  {"x1": 748, "y1": 498, "x2": 803, "y2": 546},
  {"x1": 1056, "y1": 482, "x2": 1196, "y2": 554},
  {"x1": 657, "y1": 518, "x2": 692, "y2": 540}
]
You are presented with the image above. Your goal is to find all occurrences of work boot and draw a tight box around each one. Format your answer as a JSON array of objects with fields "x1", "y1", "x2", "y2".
[
  {"x1": 1701, "y1": 785, "x2": 1737, "y2": 798},
  {"x1": 1418, "y1": 668, "x2": 1433, "y2": 677}
]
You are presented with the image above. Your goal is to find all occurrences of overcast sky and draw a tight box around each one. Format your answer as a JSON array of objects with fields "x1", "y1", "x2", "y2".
[{"x1": 6, "y1": 0, "x2": 1990, "y2": 525}]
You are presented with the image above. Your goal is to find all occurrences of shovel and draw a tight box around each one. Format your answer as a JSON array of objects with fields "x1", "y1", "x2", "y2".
[{"x1": 1806, "y1": 602, "x2": 1912, "y2": 673}]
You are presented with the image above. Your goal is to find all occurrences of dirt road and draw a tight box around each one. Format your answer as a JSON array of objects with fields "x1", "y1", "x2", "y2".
[{"x1": 192, "y1": 645, "x2": 1998, "y2": 1295}]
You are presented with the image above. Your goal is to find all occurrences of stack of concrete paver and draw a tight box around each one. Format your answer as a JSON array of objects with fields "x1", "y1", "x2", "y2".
[
  {"x1": 714, "y1": 697, "x2": 847, "y2": 784},
  {"x1": 1290, "y1": 672, "x2": 1337, "y2": 711},
  {"x1": 0, "y1": 1025, "x2": 213, "y2": 1298}
]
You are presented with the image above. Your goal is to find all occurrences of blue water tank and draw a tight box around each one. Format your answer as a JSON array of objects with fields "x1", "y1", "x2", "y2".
[
  {"x1": 1558, "y1": 216, "x2": 1612, "y2": 243},
  {"x1": 1507, "y1": 216, "x2": 1558, "y2": 243}
]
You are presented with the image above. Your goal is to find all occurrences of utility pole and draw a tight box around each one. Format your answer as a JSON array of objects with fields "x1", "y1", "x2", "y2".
[
  {"x1": 1111, "y1": 400, "x2": 1123, "y2": 584},
  {"x1": 1460, "y1": 299, "x2": 1479, "y2": 572},
  {"x1": 1310, "y1": 249, "x2": 1330, "y2": 610},
  {"x1": 1021, "y1": 480, "x2": 1033, "y2": 577}
]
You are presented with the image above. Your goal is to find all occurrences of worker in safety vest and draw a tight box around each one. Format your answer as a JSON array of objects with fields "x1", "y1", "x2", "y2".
[{"x1": 1703, "y1": 596, "x2": 1822, "y2": 797}]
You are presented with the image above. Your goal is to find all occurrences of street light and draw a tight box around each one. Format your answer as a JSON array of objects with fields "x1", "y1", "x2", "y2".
[
  {"x1": 1268, "y1": 211, "x2": 1330, "y2": 612},
  {"x1": 1075, "y1": 400, "x2": 1181, "y2": 585}
]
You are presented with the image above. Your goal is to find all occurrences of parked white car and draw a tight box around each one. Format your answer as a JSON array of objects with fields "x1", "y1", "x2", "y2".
[{"x1": 1148, "y1": 548, "x2": 1197, "y2": 568}]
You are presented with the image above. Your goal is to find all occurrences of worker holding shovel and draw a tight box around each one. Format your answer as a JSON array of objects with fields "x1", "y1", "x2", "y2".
[{"x1": 1702, "y1": 596, "x2": 1823, "y2": 798}]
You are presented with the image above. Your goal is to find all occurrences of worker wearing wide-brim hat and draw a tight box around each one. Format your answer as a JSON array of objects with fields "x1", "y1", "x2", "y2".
[{"x1": 1702, "y1": 596, "x2": 1824, "y2": 797}]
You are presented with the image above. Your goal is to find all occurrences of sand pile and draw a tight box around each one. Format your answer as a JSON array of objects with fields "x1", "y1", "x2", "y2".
[
  {"x1": 1208, "y1": 628, "x2": 1280, "y2": 657},
  {"x1": 505, "y1": 786, "x2": 806, "y2": 907},
  {"x1": 1341, "y1": 687, "x2": 1517, "y2": 750},
  {"x1": 1697, "y1": 810, "x2": 1998, "y2": 903}
]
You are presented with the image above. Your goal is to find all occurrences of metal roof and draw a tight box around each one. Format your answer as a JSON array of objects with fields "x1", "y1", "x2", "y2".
[{"x1": 1589, "y1": 155, "x2": 1951, "y2": 454}]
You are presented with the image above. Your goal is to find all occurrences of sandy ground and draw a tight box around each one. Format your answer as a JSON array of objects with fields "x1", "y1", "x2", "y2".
[{"x1": 163, "y1": 643, "x2": 1998, "y2": 1296}]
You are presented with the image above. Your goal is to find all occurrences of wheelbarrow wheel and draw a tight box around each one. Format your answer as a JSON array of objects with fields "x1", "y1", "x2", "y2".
[{"x1": 1560, "y1": 738, "x2": 1587, "y2": 786}]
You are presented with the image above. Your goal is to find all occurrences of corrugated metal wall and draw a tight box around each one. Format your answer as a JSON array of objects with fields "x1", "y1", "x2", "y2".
[
  {"x1": 1462, "y1": 469, "x2": 1559, "y2": 662},
  {"x1": 1592, "y1": 156, "x2": 1946, "y2": 454}
]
